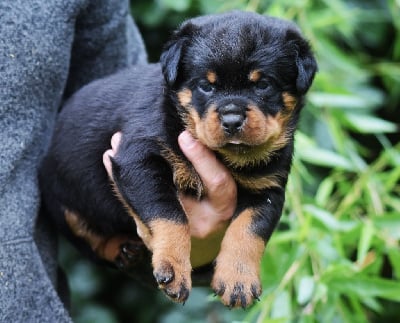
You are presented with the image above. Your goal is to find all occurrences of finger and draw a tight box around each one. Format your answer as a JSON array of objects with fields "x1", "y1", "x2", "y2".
[
  {"x1": 111, "y1": 132, "x2": 122, "y2": 153},
  {"x1": 103, "y1": 132, "x2": 122, "y2": 179},
  {"x1": 103, "y1": 150, "x2": 113, "y2": 179},
  {"x1": 178, "y1": 131, "x2": 237, "y2": 206}
]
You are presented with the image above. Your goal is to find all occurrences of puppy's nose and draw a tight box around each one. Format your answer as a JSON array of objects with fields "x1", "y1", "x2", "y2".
[{"x1": 220, "y1": 104, "x2": 245, "y2": 135}]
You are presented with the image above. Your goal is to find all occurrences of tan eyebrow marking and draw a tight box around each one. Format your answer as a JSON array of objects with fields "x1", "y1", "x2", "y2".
[
  {"x1": 249, "y1": 69, "x2": 262, "y2": 82},
  {"x1": 206, "y1": 70, "x2": 217, "y2": 84}
]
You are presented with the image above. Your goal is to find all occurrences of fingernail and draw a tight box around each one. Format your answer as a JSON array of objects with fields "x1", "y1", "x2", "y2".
[
  {"x1": 179, "y1": 131, "x2": 196, "y2": 148},
  {"x1": 111, "y1": 132, "x2": 122, "y2": 150}
]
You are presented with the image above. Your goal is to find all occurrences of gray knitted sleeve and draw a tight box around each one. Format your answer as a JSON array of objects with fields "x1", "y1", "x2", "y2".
[{"x1": 0, "y1": 0, "x2": 146, "y2": 321}]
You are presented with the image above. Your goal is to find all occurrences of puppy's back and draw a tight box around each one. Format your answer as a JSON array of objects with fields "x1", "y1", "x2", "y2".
[{"x1": 40, "y1": 63, "x2": 166, "y2": 235}]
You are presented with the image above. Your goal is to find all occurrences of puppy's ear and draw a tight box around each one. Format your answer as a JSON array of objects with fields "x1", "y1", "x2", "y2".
[
  {"x1": 295, "y1": 44, "x2": 317, "y2": 94},
  {"x1": 160, "y1": 23, "x2": 195, "y2": 87},
  {"x1": 287, "y1": 31, "x2": 318, "y2": 95}
]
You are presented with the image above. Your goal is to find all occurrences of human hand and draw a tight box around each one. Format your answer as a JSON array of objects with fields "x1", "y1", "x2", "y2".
[
  {"x1": 103, "y1": 131, "x2": 237, "y2": 267},
  {"x1": 178, "y1": 131, "x2": 236, "y2": 266}
]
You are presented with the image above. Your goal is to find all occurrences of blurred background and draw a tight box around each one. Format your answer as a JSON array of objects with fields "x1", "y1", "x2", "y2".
[{"x1": 60, "y1": 0, "x2": 400, "y2": 322}]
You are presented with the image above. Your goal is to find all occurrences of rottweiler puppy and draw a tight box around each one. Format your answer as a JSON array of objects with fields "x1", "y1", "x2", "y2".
[{"x1": 39, "y1": 11, "x2": 317, "y2": 308}]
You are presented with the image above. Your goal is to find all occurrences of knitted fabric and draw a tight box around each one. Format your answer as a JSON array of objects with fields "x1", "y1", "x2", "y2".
[{"x1": 0, "y1": 1, "x2": 146, "y2": 321}]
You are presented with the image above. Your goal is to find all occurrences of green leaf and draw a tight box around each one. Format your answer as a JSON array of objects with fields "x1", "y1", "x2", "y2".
[
  {"x1": 313, "y1": 282, "x2": 328, "y2": 303},
  {"x1": 297, "y1": 276, "x2": 315, "y2": 305},
  {"x1": 375, "y1": 62, "x2": 400, "y2": 82},
  {"x1": 360, "y1": 297, "x2": 382, "y2": 313},
  {"x1": 373, "y1": 213, "x2": 400, "y2": 240},
  {"x1": 304, "y1": 205, "x2": 358, "y2": 232},
  {"x1": 297, "y1": 146, "x2": 355, "y2": 170},
  {"x1": 329, "y1": 276, "x2": 400, "y2": 302},
  {"x1": 357, "y1": 220, "x2": 375, "y2": 264},
  {"x1": 315, "y1": 178, "x2": 335, "y2": 206},
  {"x1": 308, "y1": 91, "x2": 382, "y2": 110},
  {"x1": 271, "y1": 290, "x2": 291, "y2": 319},
  {"x1": 388, "y1": 247, "x2": 400, "y2": 279},
  {"x1": 342, "y1": 113, "x2": 398, "y2": 133}
]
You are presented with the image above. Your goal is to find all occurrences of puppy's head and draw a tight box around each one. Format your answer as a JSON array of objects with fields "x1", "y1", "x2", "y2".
[{"x1": 161, "y1": 11, "x2": 317, "y2": 166}]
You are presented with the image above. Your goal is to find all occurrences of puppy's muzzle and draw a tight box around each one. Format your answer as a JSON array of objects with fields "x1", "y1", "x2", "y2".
[{"x1": 220, "y1": 104, "x2": 246, "y2": 136}]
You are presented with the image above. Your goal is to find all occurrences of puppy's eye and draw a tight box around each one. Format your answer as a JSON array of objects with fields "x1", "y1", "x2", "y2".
[
  {"x1": 198, "y1": 81, "x2": 215, "y2": 94},
  {"x1": 255, "y1": 80, "x2": 270, "y2": 90}
]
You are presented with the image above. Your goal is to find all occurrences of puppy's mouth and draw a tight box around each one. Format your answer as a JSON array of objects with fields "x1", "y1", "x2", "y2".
[
  {"x1": 223, "y1": 142, "x2": 251, "y2": 154},
  {"x1": 202, "y1": 132, "x2": 260, "y2": 155},
  {"x1": 227, "y1": 139, "x2": 244, "y2": 145},
  {"x1": 217, "y1": 133, "x2": 261, "y2": 153},
  {"x1": 224, "y1": 136, "x2": 254, "y2": 148}
]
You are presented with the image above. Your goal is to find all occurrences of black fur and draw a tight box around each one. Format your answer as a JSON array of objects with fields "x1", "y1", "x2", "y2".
[{"x1": 39, "y1": 11, "x2": 317, "y2": 305}]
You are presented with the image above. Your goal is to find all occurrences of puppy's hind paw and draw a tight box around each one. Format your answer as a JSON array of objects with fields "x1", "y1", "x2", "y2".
[{"x1": 115, "y1": 240, "x2": 145, "y2": 270}]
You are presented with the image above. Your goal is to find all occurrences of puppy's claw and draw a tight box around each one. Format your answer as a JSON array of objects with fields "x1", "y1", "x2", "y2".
[
  {"x1": 229, "y1": 297, "x2": 237, "y2": 309},
  {"x1": 212, "y1": 278, "x2": 261, "y2": 309},
  {"x1": 155, "y1": 272, "x2": 174, "y2": 285},
  {"x1": 240, "y1": 295, "x2": 247, "y2": 309},
  {"x1": 153, "y1": 261, "x2": 191, "y2": 303},
  {"x1": 251, "y1": 283, "x2": 262, "y2": 301},
  {"x1": 213, "y1": 282, "x2": 226, "y2": 297},
  {"x1": 228, "y1": 283, "x2": 248, "y2": 309},
  {"x1": 163, "y1": 281, "x2": 190, "y2": 303}
]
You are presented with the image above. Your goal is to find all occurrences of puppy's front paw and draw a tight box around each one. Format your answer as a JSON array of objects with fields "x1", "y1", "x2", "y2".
[
  {"x1": 143, "y1": 219, "x2": 192, "y2": 303},
  {"x1": 210, "y1": 208, "x2": 266, "y2": 308},
  {"x1": 211, "y1": 263, "x2": 261, "y2": 309},
  {"x1": 153, "y1": 258, "x2": 191, "y2": 303}
]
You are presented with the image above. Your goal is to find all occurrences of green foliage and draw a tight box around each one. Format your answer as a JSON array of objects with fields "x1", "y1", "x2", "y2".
[
  {"x1": 131, "y1": 0, "x2": 400, "y2": 321},
  {"x1": 64, "y1": 0, "x2": 399, "y2": 322},
  {"x1": 228, "y1": 0, "x2": 399, "y2": 322}
]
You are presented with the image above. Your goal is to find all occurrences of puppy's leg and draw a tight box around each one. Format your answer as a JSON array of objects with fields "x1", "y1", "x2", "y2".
[
  {"x1": 212, "y1": 190, "x2": 285, "y2": 308},
  {"x1": 211, "y1": 209, "x2": 264, "y2": 308},
  {"x1": 111, "y1": 139, "x2": 192, "y2": 303},
  {"x1": 64, "y1": 210, "x2": 144, "y2": 269}
]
